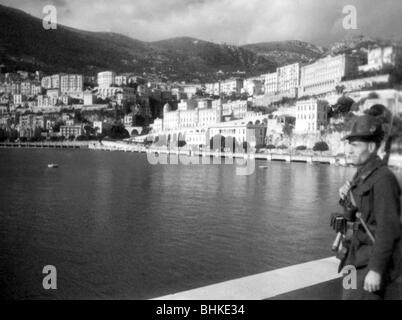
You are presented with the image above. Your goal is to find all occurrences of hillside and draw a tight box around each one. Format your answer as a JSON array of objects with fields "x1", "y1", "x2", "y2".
[
  {"x1": 0, "y1": 4, "x2": 276, "y2": 82},
  {"x1": 327, "y1": 34, "x2": 389, "y2": 54},
  {"x1": 0, "y1": 4, "x2": 396, "y2": 83},
  {"x1": 150, "y1": 37, "x2": 276, "y2": 76},
  {"x1": 242, "y1": 40, "x2": 326, "y2": 66}
]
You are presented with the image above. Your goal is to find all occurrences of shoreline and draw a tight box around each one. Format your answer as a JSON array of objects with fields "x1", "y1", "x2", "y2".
[
  {"x1": 0, "y1": 141, "x2": 89, "y2": 149},
  {"x1": 88, "y1": 141, "x2": 350, "y2": 166},
  {"x1": 2, "y1": 140, "x2": 400, "y2": 169}
]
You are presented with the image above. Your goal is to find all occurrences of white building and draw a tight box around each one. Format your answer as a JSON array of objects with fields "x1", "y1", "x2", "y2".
[
  {"x1": 124, "y1": 114, "x2": 135, "y2": 126},
  {"x1": 41, "y1": 76, "x2": 51, "y2": 89},
  {"x1": 60, "y1": 125, "x2": 83, "y2": 138},
  {"x1": 37, "y1": 95, "x2": 57, "y2": 108},
  {"x1": 13, "y1": 94, "x2": 23, "y2": 106},
  {"x1": 151, "y1": 118, "x2": 163, "y2": 133},
  {"x1": 208, "y1": 119, "x2": 267, "y2": 148},
  {"x1": 300, "y1": 54, "x2": 359, "y2": 97},
  {"x1": 162, "y1": 104, "x2": 179, "y2": 131},
  {"x1": 264, "y1": 72, "x2": 278, "y2": 96},
  {"x1": 205, "y1": 82, "x2": 220, "y2": 96},
  {"x1": 162, "y1": 100, "x2": 222, "y2": 131},
  {"x1": 21, "y1": 82, "x2": 32, "y2": 97},
  {"x1": 61, "y1": 94, "x2": 71, "y2": 106},
  {"x1": 47, "y1": 88, "x2": 61, "y2": 99},
  {"x1": 97, "y1": 71, "x2": 116, "y2": 88},
  {"x1": 178, "y1": 99, "x2": 190, "y2": 111},
  {"x1": 185, "y1": 129, "x2": 209, "y2": 147},
  {"x1": 221, "y1": 78, "x2": 243, "y2": 95},
  {"x1": 60, "y1": 74, "x2": 83, "y2": 93},
  {"x1": 182, "y1": 85, "x2": 200, "y2": 98},
  {"x1": 222, "y1": 100, "x2": 248, "y2": 119},
  {"x1": 96, "y1": 87, "x2": 135, "y2": 100},
  {"x1": 31, "y1": 85, "x2": 42, "y2": 96},
  {"x1": 359, "y1": 46, "x2": 402, "y2": 73},
  {"x1": 243, "y1": 79, "x2": 264, "y2": 96},
  {"x1": 45, "y1": 119, "x2": 55, "y2": 130},
  {"x1": 197, "y1": 98, "x2": 213, "y2": 109},
  {"x1": 41, "y1": 74, "x2": 61, "y2": 89},
  {"x1": 116, "y1": 90, "x2": 136, "y2": 106},
  {"x1": 83, "y1": 91, "x2": 96, "y2": 106},
  {"x1": 295, "y1": 99, "x2": 329, "y2": 133},
  {"x1": 197, "y1": 107, "x2": 221, "y2": 128},
  {"x1": 277, "y1": 63, "x2": 300, "y2": 97},
  {"x1": 115, "y1": 75, "x2": 128, "y2": 87},
  {"x1": 65, "y1": 119, "x2": 75, "y2": 126}
]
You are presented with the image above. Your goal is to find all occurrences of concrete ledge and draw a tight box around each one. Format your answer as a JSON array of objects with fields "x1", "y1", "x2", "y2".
[
  {"x1": 153, "y1": 257, "x2": 341, "y2": 300},
  {"x1": 268, "y1": 278, "x2": 342, "y2": 300}
]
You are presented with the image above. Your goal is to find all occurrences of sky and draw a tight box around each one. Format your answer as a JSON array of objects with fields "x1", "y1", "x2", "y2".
[{"x1": 1, "y1": 0, "x2": 402, "y2": 46}]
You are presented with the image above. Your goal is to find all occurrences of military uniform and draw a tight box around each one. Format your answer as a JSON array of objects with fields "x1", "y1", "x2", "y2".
[
  {"x1": 342, "y1": 154, "x2": 402, "y2": 299},
  {"x1": 337, "y1": 115, "x2": 402, "y2": 300}
]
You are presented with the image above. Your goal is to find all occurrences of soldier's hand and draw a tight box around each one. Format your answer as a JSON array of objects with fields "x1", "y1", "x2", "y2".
[
  {"x1": 339, "y1": 181, "x2": 351, "y2": 200},
  {"x1": 364, "y1": 270, "x2": 382, "y2": 293}
]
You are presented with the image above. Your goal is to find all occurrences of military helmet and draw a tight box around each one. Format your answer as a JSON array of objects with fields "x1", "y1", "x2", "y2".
[{"x1": 342, "y1": 115, "x2": 384, "y2": 142}]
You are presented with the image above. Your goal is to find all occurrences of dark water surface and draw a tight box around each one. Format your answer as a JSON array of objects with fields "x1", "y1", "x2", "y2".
[{"x1": 0, "y1": 149, "x2": 399, "y2": 299}]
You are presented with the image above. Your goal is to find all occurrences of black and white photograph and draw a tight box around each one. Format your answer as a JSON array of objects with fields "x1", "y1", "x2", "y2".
[{"x1": 1, "y1": 0, "x2": 402, "y2": 307}]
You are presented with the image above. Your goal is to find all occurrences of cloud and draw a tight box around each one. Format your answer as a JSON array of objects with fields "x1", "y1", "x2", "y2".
[{"x1": 1, "y1": 0, "x2": 402, "y2": 45}]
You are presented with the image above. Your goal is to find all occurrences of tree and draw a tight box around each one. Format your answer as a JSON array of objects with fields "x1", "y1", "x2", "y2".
[
  {"x1": 74, "y1": 110, "x2": 83, "y2": 122},
  {"x1": 76, "y1": 135, "x2": 88, "y2": 141},
  {"x1": 52, "y1": 120, "x2": 64, "y2": 133},
  {"x1": 296, "y1": 145, "x2": 307, "y2": 151},
  {"x1": 333, "y1": 96, "x2": 355, "y2": 116},
  {"x1": 266, "y1": 144, "x2": 276, "y2": 150},
  {"x1": 33, "y1": 127, "x2": 43, "y2": 141},
  {"x1": 335, "y1": 85, "x2": 346, "y2": 94},
  {"x1": 0, "y1": 128, "x2": 6, "y2": 142},
  {"x1": 123, "y1": 102, "x2": 132, "y2": 115},
  {"x1": 283, "y1": 123, "x2": 293, "y2": 137},
  {"x1": 7, "y1": 129, "x2": 19, "y2": 142},
  {"x1": 107, "y1": 124, "x2": 129, "y2": 140},
  {"x1": 134, "y1": 114, "x2": 146, "y2": 126},
  {"x1": 313, "y1": 141, "x2": 329, "y2": 153}
]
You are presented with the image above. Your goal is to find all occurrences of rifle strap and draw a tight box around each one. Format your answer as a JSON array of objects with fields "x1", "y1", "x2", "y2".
[{"x1": 349, "y1": 190, "x2": 376, "y2": 244}]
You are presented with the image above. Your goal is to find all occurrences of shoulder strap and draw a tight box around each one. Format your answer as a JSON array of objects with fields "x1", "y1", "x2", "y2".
[
  {"x1": 349, "y1": 190, "x2": 357, "y2": 208},
  {"x1": 348, "y1": 190, "x2": 376, "y2": 244}
]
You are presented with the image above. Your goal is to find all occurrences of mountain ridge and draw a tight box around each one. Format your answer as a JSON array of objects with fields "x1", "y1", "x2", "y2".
[
  {"x1": 0, "y1": 4, "x2": 277, "y2": 81},
  {"x1": 0, "y1": 4, "x2": 396, "y2": 82}
]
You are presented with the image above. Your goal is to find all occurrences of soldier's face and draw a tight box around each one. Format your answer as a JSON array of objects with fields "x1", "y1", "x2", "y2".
[{"x1": 347, "y1": 140, "x2": 375, "y2": 165}]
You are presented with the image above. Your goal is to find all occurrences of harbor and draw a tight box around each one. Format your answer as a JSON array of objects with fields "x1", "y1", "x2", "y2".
[
  {"x1": 1, "y1": 0, "x2": 402, "y2": 304},
  {"x1": 88, "y1": 141, "x2": 348, "y2": 166},
  {"x1": 0, "y1": 141, "x2": 89, "y2": 149},
  {"x1": 0, "y1": 148, "x2": 360, "y2": 299}
]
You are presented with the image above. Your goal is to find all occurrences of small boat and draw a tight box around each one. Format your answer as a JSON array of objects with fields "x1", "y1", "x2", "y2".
[{"x1": 47, "y1": 163, "x2": 59, "y2": 168}]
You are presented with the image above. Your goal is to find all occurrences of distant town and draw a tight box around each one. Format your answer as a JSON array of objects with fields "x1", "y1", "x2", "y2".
[{"x1": 1, "y1": 45, "x2": 402, "y2": 157}]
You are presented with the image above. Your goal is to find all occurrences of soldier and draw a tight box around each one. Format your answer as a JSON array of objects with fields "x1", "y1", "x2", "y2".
[{"x1": 334, "y1": 114, "x2": 402, "y2": 300}]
